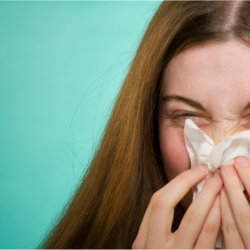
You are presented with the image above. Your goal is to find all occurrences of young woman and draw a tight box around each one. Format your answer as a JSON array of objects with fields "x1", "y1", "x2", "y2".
[{"x1": 38, "y1": 1, "x2": 250, "y2": 248}]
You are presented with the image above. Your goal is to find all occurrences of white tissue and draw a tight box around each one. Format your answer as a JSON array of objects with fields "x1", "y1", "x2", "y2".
[{"x1": 184, "y1": 119, "x2": 250, "y2": 249}]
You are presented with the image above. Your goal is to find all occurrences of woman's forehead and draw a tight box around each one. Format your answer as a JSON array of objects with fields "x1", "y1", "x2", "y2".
[{"x1": 162, "y1": 39, "x2": 250, "y2": 112}]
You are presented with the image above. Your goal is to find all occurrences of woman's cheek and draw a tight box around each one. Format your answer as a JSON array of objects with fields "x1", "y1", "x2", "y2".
[{"x1": 159, "y1": 126, "x2": 191, "y2": 182}]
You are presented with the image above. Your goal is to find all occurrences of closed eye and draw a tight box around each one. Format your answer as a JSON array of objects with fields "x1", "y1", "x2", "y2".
[
  {"x1": 172, "y1": 112, "x2": 198, "y2": 119},
  {"x1": 170, "y1": 111, "x2": 210, "y2": 127}
]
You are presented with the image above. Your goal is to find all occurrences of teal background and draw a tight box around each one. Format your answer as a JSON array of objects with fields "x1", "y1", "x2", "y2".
[{"x1": 0, "y1": 1, "x2": 161, "y2": 248}]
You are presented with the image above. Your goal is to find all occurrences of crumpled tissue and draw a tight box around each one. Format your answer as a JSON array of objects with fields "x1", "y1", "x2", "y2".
[{"x1": 184, "y1": 119, "x2": 250, "y2": 249}]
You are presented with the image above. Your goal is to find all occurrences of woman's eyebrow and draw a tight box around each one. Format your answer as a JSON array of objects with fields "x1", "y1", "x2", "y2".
[
  {"x1": 162, "y1": 94, "x2": 206, "y2": 111},
  {"x1": 162, "y1": 95, "x2": 250, "y2": 112}
]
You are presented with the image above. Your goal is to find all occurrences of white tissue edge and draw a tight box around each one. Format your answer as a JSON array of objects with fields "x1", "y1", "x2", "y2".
[{"x1": 184, "y1": 119, "x2": 249, "y2": 248}]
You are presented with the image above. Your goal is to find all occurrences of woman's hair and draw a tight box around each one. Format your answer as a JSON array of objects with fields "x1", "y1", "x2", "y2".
[{"x1": 38, "y1": 1, "x2": 250, "y2": 248}]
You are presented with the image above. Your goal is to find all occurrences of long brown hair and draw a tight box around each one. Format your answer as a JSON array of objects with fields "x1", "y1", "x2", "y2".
[{"x1": 38, "y1": 1, "x2": 250, "y2": 248}]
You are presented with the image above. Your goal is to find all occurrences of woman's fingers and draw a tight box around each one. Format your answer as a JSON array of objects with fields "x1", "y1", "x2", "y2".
[
  {"x1": 175, "y1": 170, "x2": 223, "y2": 248},
  {"x1": 194, "y1": 194, "x2": 221, "y2": 249},
  {"x1": 220, "y1": 186, "x2": 245, "y2": 249},
  {"x1": 132, "y1": 166, "x2": 207, "y2": 249},
  {"x1": 234, "y1": 157, "x2": 250, "y2": 202},
  {"x1": 132, "y1": 187, "x2": 168, "y2": 248},
  {"x1": 146, "y1": 165, "x2": 207, "y2": 248},
  {"x1": 221, "y1": 163, "x2": 250, "y2": 248}
]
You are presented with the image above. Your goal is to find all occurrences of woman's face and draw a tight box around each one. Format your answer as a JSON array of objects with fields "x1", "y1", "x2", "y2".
[{"x1": 158, "y1": 39, "x2": 250, "y2": 209}]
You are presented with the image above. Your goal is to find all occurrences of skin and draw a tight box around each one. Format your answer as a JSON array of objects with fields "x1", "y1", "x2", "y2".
[
  {"x1": 159, "y1": 38, "x2": 250, "y2": 209},
  {"x1": 132, "y1": 39, "x2": 250, "y2": 248}
]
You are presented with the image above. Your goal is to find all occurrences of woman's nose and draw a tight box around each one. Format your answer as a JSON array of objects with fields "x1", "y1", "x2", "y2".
[{"x1": 209, "y1": 123, "x2": 243, "y2": 145}]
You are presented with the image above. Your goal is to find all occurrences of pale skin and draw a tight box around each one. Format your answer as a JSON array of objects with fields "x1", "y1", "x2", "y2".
[{"x1": 132, "y1": 39, "x2": 250, "y2": 248}]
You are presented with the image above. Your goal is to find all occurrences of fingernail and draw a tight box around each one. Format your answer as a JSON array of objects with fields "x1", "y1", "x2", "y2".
[
  {"x1": 236, "y1": 157, "x2": 249, "y2": 168},
  {"x1": 193, "y1": 166, "x2": 206, "y2": 172},
  {"x1": 213, "y1": 170, "x2": 221, "y2": 178},
  {"x1": 224, "y1": 165, "x2": 235, "y2": 175}
]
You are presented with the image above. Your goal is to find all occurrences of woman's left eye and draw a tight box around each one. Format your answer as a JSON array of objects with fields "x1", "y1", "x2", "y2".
[
  {"x1": 170, "y1": 112, "x2": 209, "y2": 127},
  {"x1": 172, "y1": 112, "x2": 198, "y2": 119}
]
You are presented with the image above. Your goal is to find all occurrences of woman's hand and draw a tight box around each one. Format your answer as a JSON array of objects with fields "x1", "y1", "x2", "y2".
[
  {"x1": 132, "y1": 166, "x2": 223, "y2": 249},
  {"x1": 220, "y1": 157, "x2": 250, "y2": 249}
]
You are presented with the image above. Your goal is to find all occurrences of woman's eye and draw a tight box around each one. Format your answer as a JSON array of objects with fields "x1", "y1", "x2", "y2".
[
  {"x1": 170, "y1": 112, "x2": 209, "y2": 127},
  {"x1": 172, "y1": 112, "x2": 198, "y2": 119}
]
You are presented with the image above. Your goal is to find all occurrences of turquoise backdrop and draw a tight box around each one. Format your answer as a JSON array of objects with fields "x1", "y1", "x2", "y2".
[{"x1": 0, "y1": 1, "x2": 161, "y2": 248}]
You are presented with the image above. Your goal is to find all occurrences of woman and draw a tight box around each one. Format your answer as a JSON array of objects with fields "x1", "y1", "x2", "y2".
[{"x1": 38, "y1": 1, "x2": 250, "y2": 248}]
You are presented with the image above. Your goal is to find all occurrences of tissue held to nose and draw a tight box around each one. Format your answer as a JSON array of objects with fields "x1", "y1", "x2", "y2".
[
  {"x1": 184, "y1": 118, "x2": 250, "y2": 200},
  {"x1": 183, "y1": 118, "x2": 250, "y2": 249}
]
